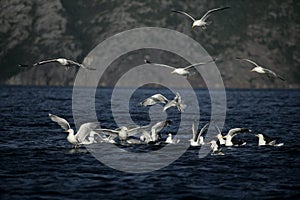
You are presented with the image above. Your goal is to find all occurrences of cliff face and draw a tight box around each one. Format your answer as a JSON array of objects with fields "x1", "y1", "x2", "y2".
[{"x1": 1, "y1": 0, "x2": 299, "y2": 88}]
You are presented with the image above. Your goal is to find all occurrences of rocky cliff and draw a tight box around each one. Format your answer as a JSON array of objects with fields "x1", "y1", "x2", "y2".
[{"x1": 1, "y1": 0, "x2": 299, "y2": 88}]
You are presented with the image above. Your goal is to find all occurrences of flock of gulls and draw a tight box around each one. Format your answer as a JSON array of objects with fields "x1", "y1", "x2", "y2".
[{"x1": 20, "y1": 6, "x2": 285, "y2": 156}]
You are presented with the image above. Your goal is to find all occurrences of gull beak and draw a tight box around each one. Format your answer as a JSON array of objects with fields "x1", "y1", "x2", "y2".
[
  {"x1": 192, "y1": 25, "x2": 195, "y2": 29},
  {"x1": 255, "y1": 134, "x2": 258, "y2": 137},
  {"x1": 64, "y1": 130, "x2": 69, "y2": 133}
]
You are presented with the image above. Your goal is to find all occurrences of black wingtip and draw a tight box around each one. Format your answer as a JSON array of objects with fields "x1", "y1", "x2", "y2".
[
  {"x1": 278, "y1": 76, "x2": 285, "y2": 81},
  {"x1": 18, "y1": 64, "x2": 30, "y2": 67}
]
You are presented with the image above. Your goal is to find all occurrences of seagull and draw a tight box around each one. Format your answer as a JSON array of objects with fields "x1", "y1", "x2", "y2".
[
  {"x1": 144, "y1": 58, "x2": 214, "y2": 77},
  {"x1": 236, "y1": 57, "x2": 285, "y2": 81},
  {"x1": 208, "y1": 140, "x2": 224, "y2": 155},
  {"x1": 255, "y1": 133, "x2": 284, "y2": 146},
  {"x1": 189, "y1": 122, "x2": 209, "y2": 146},
  {"x1": 223, "y1": 128, "x2": 251, "y2": 147},
  {"x1": 165, "y1": 133, "x2": 180, "y2": 144},
  {"x1": 19, "y1": 58, "x2": 96, "y2": 70},
  {"x1": 49, "y1": 113, "x2": 98, "y2": 148},
  {"x1": 163, "y1": 92, "x2": 186, "y2": 112},
  {"x1": 172, "y1": 6, "x2": 230, "y2": 29},
  {"x1": 140, "y1": 93, "x2": 169, "y2": 107}
]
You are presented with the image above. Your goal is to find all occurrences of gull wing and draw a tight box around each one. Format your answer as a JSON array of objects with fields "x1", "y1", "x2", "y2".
[
  {"x1": 67, "y1": 59, "x2": 96, "y2": 70},
  {"x1": 163, "y1": 100, "x2": 175, "y2": 112},
  {"x1": 151, "y1": 120, "x2": 171, "y2": 133},
  {"x1": 183, "y1": 60, "x2": 214, "y2": 70},
  {"x1": 199, "y1": 123, "x2": 209, "y2": 137},
  {"x1": 262, "y1": 133, "x2": 276, "y2": 144},
  {"x1": 18, "y1": 64, "x2": 32, "y2": 67},
  {"x1": 144, "y1": 58, "x2": 176, "y2": 70},
  {"x1": 128, "y1": 125, "x2": 150, "y2": 136},
  {"x1": 236, "y1": 57, "x2": 260, "y2": 68},
  {"x1": 200, "y1": 6, "x2": 230, "y2": 21},
  {"x1": 192, "y1": 120, "x2": 198, "y2": 141},
  {"x1": 228, "y1": 128, "x2": 251, "y2": 137},
  {"x1": 75, "y1": 122, "x2": 99, "y2": 143},
  {"x1": 48, "y1": 113, "x2": 70, "y2": 131},
  {"x1": 34, "y1": 59, "x2": 58, "y2": 66},
  {"x1": 151, "y1": 94, "x2": 169, "y2": 103},
  {"x1": 214, "y1": 124, "x2": 222, "y2": 136},
  {"x1": 152, "y1": 63, "x2": 176, "y2": 70},
  {"x1": 172, "y1": 10, "x2": 196, "y2": 22},
  {"x1": 141, "y1": 94, "x2": 168, "y2": 106},
  {"x1": 97, "y1": 128, "x2": 120, "y2": 136},
  {"x1": 263, "y1": 68, "x2": 285, "y2": 81}
]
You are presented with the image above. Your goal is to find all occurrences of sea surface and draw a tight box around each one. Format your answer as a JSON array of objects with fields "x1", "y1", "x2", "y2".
[{"x1": 0, "y1": 86, "x2": 299, "y2": 199}]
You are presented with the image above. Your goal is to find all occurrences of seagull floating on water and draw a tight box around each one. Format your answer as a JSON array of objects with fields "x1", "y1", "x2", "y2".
[
  {"x1": 236, "y1": 57, "x2": 285, "y2": 81},
  {"x1": 222, "y1": 128, "x2": 251, "y2": 147},
  {"x1": 163, "y1": 92, "x2": 186, "y2": 112},
  {"x1": 172, "y1": 6, "x2": 230, "y2": 29},
  {"x1": 165, "y1": 133, "x2": 180, "y2": 144},
  {"x1": 49, "y1": 113, "x2": 98, "y2": 148},
  {"x1": 144, "y1": 58, "x2": 214, "y2": 77},
  {"x1": 255, "y1": 133, "x2": 284, "y2": 146},
  {"x1": 19, "y1": 58, "x2": 96, "y2": 70},
  {"x1": 140, "y1": 93, "x2": 169, "y2": 107},
  {"x1": 189, "y1": 121, "x2": 209, "y2": 146}
]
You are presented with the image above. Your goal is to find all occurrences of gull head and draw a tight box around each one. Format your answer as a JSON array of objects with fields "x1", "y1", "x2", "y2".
[{"x1": 65, "y1": 129, "x2": 74, "y2": 135}]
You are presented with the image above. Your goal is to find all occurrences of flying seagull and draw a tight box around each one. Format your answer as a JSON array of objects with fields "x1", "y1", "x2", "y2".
[
  {"x1": 163, "y1": 92, "x2": 186, "y2": 112},
  {"x1": 144, "y1": 58, "x2": 214, "y2": 77},
  {"x1": 255, "y1": 133, "x2": 284, "y2": 146},
  {"x1": 140, "y1": 93, "x2": 169, "y2": 107},
  {"x1": 49, "y1": 113, "x2": 99, "y2": 148},
  {"x1": 172, "y1": 6, "x2": 230, "y2": 29},
  {"x1": 19, "y1": 58, "x2": 96, "y2": 70},
  {"x1": 236, "y1": 57, "x2": 285, "y2": 81}
]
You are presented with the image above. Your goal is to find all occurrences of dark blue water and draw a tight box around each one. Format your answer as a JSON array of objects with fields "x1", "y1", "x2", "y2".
[{"x1": 1, "y1": 86, "x2": 299, "y2": 199}]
